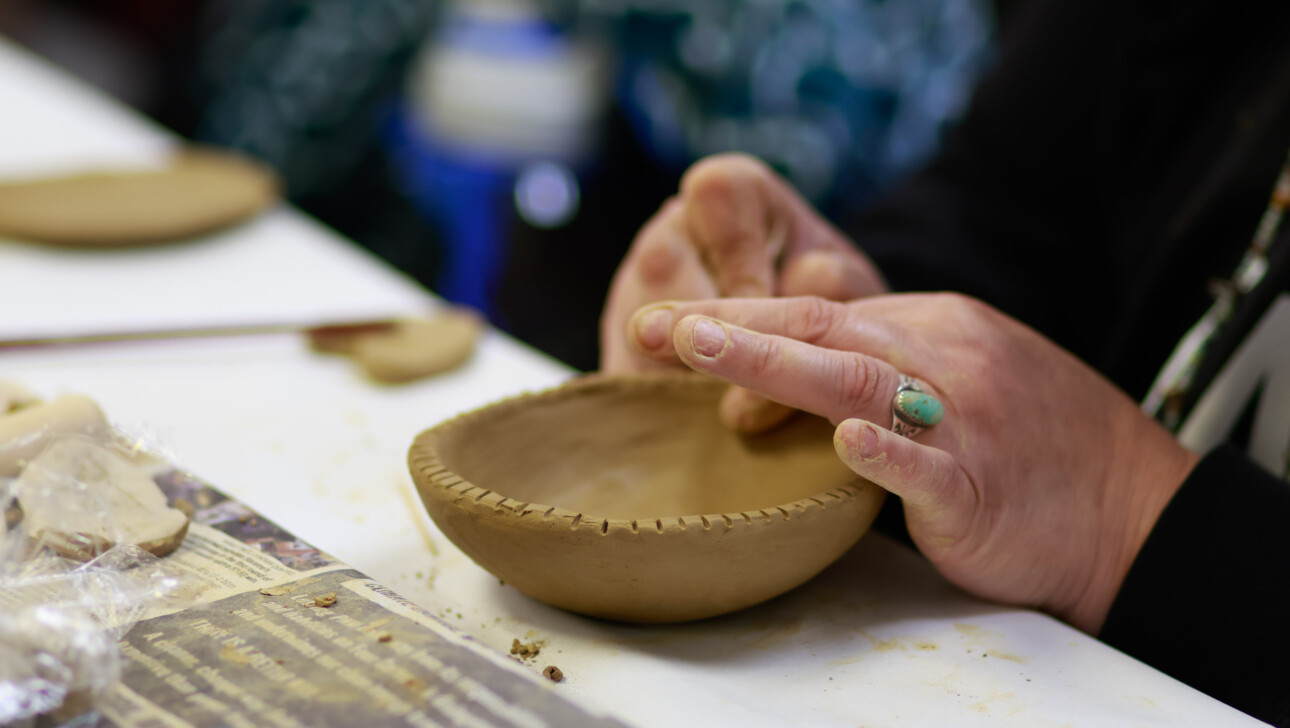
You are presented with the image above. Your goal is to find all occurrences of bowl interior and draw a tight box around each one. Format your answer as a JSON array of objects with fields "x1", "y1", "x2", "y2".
[{"x1": 434, "y1": 377, "x2": 856, "y2": 520}]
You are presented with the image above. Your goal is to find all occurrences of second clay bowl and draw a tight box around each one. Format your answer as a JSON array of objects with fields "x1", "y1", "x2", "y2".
[{"x1": 408, "y1": 374, "x2": 886, "y2": 622}]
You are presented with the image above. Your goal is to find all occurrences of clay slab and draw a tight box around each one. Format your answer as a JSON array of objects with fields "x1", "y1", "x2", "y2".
[{"x1": 0, "y1": 148, "x2": 278, "y2": 246}]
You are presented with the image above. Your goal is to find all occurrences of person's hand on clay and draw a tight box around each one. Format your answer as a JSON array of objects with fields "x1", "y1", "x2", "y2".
[
  {"x1": 627, "y1": 294, "x2": 1200, "y2": 634},
  {"x1": 601, "y1": 153, "x2": 887, "y2": 433}
]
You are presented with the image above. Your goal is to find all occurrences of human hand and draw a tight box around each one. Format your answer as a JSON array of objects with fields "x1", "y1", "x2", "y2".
[
  {"x1": 600, "y1": 154, "x2": 887, "y2": 433},
  {"x1": 627, "y1": 294, "x2": 1200, "y2": 633}
]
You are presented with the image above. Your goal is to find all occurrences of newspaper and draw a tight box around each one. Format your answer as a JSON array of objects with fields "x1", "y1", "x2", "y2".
[{"x1": 87, "y1": 469, "x2": 625, "y2": 728}]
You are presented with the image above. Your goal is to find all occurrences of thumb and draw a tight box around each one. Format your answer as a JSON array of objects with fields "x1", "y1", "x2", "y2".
[{"x1": 833, "y1": 419, "x2": 973, "y2": 536}]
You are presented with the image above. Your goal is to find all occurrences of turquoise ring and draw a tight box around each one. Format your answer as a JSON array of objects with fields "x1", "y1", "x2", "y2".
[{"x1": 891, "y1": 374, "x2": 944, "y2": 438}]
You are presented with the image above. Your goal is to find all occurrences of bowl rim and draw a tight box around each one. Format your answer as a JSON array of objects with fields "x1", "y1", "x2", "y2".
[{"x1": 407, "y1": 373, "x2": 880, "y2": 537}]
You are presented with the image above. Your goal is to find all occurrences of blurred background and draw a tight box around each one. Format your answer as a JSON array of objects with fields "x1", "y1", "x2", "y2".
[{"x1": 0, "y1": 0, "x2": 1008, "y2": 371}]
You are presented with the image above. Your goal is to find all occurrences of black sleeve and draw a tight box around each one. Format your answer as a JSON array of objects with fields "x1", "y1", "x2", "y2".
[
  {"x1": 843, "y1": 0, "x2": 1128, "y2": 359},
  {"x1": 844, "y1": 0, "x2": 1290, "y2": 395},
  {"x1": 1099, "y1": 445, "x2": 1290, "y2": 726}
]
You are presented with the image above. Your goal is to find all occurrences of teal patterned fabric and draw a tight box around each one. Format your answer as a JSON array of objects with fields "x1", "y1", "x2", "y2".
[
  {"x1": 195, "y1": 0, "x2": 994, "y2": 210},
  {"x1": 564, "y1": 0, "x2": 995, "y2": 210}
]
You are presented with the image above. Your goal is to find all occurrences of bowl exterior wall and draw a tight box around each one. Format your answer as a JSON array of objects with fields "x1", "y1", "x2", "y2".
[
  {"x1": 408, "y1": 375, "x2": 887, "y2": 622},
  {"x1": 416, "y1": 467, "x2": 884, "y2": 622}
]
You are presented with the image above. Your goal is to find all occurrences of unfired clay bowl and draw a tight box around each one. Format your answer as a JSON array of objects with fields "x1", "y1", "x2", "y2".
[{"x1": 408, "y1": 374, "x2": 886, "y2": 622}]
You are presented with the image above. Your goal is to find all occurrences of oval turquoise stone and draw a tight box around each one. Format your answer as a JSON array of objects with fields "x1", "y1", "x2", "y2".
[{"x1": 895, "y1": 391, "x2": 944, "y2": 427}]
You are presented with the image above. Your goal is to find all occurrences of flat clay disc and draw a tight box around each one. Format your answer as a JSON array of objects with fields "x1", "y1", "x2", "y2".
[
  {"x1": 0, "y1": 148, "x2": 279, "y2": 246},
  {"x1": 309, "y1": 310, "x2": 481, "y2": 384}
]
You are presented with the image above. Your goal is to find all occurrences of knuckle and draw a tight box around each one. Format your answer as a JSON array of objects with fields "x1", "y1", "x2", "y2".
[
  {"x1": 811, "y1": 263, "x2": 850, "y2": 301},
  {"x1": 680, "y1": 158, "x2": 736, "y2": 207},
  {"x1": 634, "y1": 236, "x2": 682, "y2": 285},
  {"x1": 746, "y1": 336, "x2": 781, "y2": 381},
  {"x1": 836, "y1": 354, "x2": 885, "y2": 415},
  {"x1": 934, "y1": 291, "x2": 989, "y2": 320},
  {"x1": 793, "y1": 296, "x2": 839, "y2": 344},
  {"x1": 628, "y1": 203, "x2": 686, "y2": 285},
  {"x1": 680, "y1": 153, "x2": 770, "y2": 197}
]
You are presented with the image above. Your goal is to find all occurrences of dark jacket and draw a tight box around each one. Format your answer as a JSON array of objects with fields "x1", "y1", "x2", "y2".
[{"x1": 847, "y1": 0, "x2": 1290, "y2": 723}]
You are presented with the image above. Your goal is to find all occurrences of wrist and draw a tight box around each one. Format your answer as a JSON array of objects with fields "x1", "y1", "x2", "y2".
[{"x1": 1062, "y1": 423, "x2": 1200, "y2": 634}]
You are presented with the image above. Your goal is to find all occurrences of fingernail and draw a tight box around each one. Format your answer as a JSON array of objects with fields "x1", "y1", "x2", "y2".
[
  {"x1": 858, "y1": 421, "x2": 882, "y2": 453},
  {"x1": 633, "y1": 307, "x2": 673, "y2": 350},
  {"x1": 836, "y1": 419, "x2": 881, "y2": 460},
  {"x1": 691, "y1": 318, "x2": 728, "y2": 358}
]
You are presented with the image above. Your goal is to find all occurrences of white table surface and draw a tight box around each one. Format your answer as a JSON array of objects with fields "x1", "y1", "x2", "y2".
[{"x1": 0, "y1": 37, "x2": 1266, "y2": 727}]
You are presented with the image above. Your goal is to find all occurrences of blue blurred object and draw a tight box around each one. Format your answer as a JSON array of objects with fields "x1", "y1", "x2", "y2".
[
  {"x1": 392, "y1": 1, "x2": 609, "y2": 317},
  {"x1": 384, "y1": 108, "x2": 511, "y2": 315}
]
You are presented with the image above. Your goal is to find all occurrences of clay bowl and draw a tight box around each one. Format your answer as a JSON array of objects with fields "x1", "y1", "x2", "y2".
[{"x1": 408, "y1": 374, "x2": 886, "y2": 623}]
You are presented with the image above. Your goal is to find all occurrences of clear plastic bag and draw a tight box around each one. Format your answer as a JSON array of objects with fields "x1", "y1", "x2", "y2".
[{"x1": 0, "y1": 428, "x2": 193, "y2": 726}]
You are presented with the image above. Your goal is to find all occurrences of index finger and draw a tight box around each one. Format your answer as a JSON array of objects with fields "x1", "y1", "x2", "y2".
[
  {"x1": 668, "y1": 313, "x2": 944, "y2": 437},
  {"x1": 629, "y1": 296, "x2": 917, "y2": 366}
]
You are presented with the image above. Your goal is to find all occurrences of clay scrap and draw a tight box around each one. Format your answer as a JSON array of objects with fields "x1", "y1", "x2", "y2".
[
  {"x1": 16, "y1": 439, "x2": 190, "y2": 559},
  {"x1": 0, "y1": 379, "x2": 38, "y2": 413},
  {"x1": 309, "y1": 310, "x2": 481, "y2": 384},
  {"x1": 510, "y1": 639, "x2": 541, "y2": 660},
  {"x1": 0, "y1": 147, "x2": 279, "y2": 246},
  {"x1": 0, "y1": 395, "x2": 109, "y2": 478}
]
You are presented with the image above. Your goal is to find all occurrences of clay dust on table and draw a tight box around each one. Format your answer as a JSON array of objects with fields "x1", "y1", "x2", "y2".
[{"x1": 510, "y1": 639, "x2": 542, "y2": 660}]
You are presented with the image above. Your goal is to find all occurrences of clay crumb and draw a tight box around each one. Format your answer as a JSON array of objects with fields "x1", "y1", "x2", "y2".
[
  {"x1": 259, "y1": 585, "x2": 291, "y2": 597},
  {"x1": 315, "y1": 592, "x2": 338, "y2": 608},
  {"x1": 542, "y1": 666, "x2": 564, "y2": 683},
  {"x1": 377, "y1": 634, "x2": 392, "y2": 643},
  {"x1": 510, "y1": 639, "x2": 541, "y2": 660}
]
